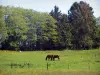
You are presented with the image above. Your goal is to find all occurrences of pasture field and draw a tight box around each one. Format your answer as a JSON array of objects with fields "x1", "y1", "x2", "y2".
[{"x1": 0, "y1": 49, "x2": 100, "y2": 75}]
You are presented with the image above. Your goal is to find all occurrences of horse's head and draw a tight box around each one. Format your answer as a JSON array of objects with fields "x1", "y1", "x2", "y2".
[{"x1": 45, "y1": 56, "x2": 48, "y2": 60}]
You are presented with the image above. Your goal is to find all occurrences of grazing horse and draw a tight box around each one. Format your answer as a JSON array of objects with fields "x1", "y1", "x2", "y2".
[
  {"x1": 52, "y1": 55, "x2": 60, "y2": 60},
  {"x1": 46, "y1": 55, "x2": 53, "y2": 60},
  {"x1": 46, "y1": 55, "x2": 60, "y2": 61}
]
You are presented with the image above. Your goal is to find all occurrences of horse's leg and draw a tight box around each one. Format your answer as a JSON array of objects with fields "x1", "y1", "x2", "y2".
[
  {"x1": 49, "y1": 56, "x2": 52, "y2": 60},
  {"x1": 52, "y1": 55, "x2": 54, "y2": 61},
  {"x1": 48, "y1": 57, "x2": 49, "y2": 61},
  {"x1": 51, "y1": 56, "x2": 52, "y2": 61},
  {"x1": 46, "y1": 56, "x2": 47, "y2": 60},
  {"x1": 58, "y1": 56, "x2": 60, "y2": 60},
  {"x1": 50, "y1": 55, "x2": 52, "y2": 61},
  {"x1": 53, "y1": 57, "x2": 54, "y2": 61},
  {"x1": 49, "y1": 57, "x2": 51, "y2": 61}
]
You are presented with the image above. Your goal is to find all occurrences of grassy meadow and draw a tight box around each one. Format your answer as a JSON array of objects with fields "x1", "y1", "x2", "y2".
[{"x1": 0, "y1": 49, "x2": 100, "y2": 75}]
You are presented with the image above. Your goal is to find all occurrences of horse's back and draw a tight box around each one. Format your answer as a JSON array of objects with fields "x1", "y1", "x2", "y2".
[{"x1": 46, "y1": 54, "x2": 60, "y2": 61}]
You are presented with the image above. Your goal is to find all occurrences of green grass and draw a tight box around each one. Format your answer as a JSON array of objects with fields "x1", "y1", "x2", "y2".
[{"x1": 0, "y1": 49, "x2": 100, "y2": 75}]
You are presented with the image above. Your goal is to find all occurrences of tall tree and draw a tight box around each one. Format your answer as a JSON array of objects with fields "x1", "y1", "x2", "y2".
[
  {"x1": 2, "y1": 6, "x2": 29, "y2": 50},
  {"x1": 68, "y1": 1, "x2": 96, "y2": 49},
  {"x1": 35, "y1": 13, "x2": 57, "y2": 50},
  {"x1": 50, "y1": 6, "x2": 72, "y2": 49},
  {"x1": 0, "y1": 6, "x2": 8, "y2": 49},
  {"x1": 94, "y1": 24, "x2": 100, "y2": 48}
]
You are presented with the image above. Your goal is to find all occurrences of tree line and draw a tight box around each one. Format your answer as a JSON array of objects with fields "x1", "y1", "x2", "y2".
[{"x1": 0, "y1": 1, "x2": 100, "y2": 51}]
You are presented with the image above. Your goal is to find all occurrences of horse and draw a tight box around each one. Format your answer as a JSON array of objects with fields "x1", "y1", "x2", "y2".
[
  {"x1": 45, "y1": 55, "x2": 53, "y2": 61},
  {"x1": 45, "y1": 55, "x2": 60, "y2": 61},
  {"x1": 52, "y1": 55, "x2": 60, "y2": 60}
]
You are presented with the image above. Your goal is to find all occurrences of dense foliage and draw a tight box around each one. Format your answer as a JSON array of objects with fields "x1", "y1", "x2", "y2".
[
  {"x1": 68, "y1": 1, "x2": 96, "y2": 49},
  {"x1": 0, "y1": 6, "x2": 58, "y2": 50},
  {"x1": 0, "y1": 1, "x2": 99, "y2": 50}
]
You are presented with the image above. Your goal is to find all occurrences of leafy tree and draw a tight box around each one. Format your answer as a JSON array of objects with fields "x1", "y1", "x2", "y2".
[
  {"x1": 0, "y1": 3, "x2": 98, "y2": 50},
  {"x1": 68, "y1": 1, "x2": 96, "y2": 49},
  {"x1": 93, "y1": 24, "x2": 100, "y2": 48},
  {"x1": 0, "y1": 6, "x2": 58, "y2": 50},
  {"x1": 22, "y1": 10, "x2": 58, "y2": 50},
  {"x1": 50, "y1": 6, "x2": 72, "y2": 49},
  {"x1": 35, "y1": 13, "x2": 57, "y2": 50},
  {"x1": 0, "y1": 6, "x2": 8, "y2": 49},
  {"x1": 2, "y1": 6, "x2": 29, "y2": 50},
  {"x1": 59, "y1": 14, "x2": 72, "y2": 49}
]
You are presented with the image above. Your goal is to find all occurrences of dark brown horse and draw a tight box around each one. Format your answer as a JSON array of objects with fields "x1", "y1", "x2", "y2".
[
  {"x1": 52, "y1": 55, "x2": 60, "y2": 60},
  {"x1": 45, "y1": 55, "x2": 53, "y2": 60},
  {"x1": 46, "y1": 55, "x2": 60, "y2": 61}
]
